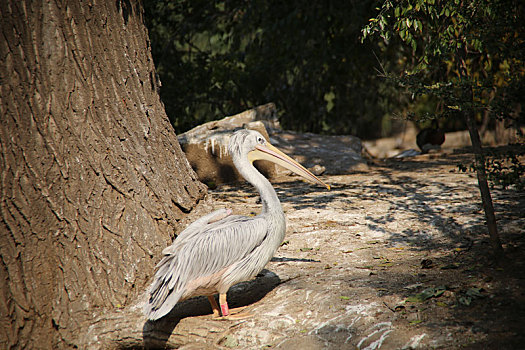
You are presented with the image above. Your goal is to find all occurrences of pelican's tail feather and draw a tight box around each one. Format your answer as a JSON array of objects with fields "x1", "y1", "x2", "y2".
[{"x1": 143, "y1": 255, "x2": 184, "y2": 320}]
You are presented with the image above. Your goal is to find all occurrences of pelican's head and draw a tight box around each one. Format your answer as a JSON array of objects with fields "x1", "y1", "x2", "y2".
[{"x1": 228, "y1": 129, "x2": 330, "y2": 190}]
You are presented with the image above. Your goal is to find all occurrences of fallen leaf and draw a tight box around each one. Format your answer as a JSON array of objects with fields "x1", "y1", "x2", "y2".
[
  {"x1": 394, "y1": 305, "x2": 406, "y2": 312},
  {"x1": 466, "y1": 287, "x2": 484, "y2": 298},
  {"x1": 378, "y1": 262, "x2": 393, "y2": 267},
  {"x1": 406, "y1": 286, "x2": 446, "y2": 303},
  {"x1": 458, "y1": 296, "x2": 472, "y2": 306},
  {"x1": 457, "y1": 287, "x2": 485, "y2": 306}
]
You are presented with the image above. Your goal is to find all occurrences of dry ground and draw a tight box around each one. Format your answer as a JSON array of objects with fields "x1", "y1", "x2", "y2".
[{"x1": 143, "y1": 150, "x2": 525, "y2": 349}]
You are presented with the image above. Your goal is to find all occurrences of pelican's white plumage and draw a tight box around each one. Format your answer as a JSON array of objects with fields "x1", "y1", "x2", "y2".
[{"x1": 144, "y1": 129, "x2": 328, "y2": 320}]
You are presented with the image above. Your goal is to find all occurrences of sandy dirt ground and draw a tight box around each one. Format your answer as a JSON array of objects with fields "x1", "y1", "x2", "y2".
[{"x1": 143, "y1": 149, "x2": 524, "y2": 349}]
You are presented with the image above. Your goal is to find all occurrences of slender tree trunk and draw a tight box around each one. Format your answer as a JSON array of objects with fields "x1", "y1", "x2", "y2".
[
  {"x1": 464, "y1": 113, "x2": 504, "y2": 256},
  {"x1": 457, "y1": 47, "x2": 504, "y2": 257},
  {"x1": 0, "y1": 1, "x2": 206, "y2": 348}
]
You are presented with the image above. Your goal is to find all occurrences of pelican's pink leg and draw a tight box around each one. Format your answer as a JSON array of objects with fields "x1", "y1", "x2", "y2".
[
  {"x1": 219, "y1": 293, "x2": 230, "y2": 316},
  {"x1": 218, "y1": 293, "x2": 252, "y2": 320}
]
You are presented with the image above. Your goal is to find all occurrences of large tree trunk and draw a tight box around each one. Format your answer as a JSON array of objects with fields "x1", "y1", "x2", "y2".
[{"x1": 0, "y1": 1, "x2": 206, "y2": 348}]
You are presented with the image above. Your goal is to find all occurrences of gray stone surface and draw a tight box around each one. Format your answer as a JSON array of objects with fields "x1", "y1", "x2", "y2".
[
  {"x1": 177, "y1": 104, "x2": 279, "y2": 185},
  {"x1": 178, "y1": 104, "x2": 366, "y2": 185}
]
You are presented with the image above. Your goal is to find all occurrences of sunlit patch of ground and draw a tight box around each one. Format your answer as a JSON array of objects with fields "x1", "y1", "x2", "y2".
[{"x1": 168, "y1": 150, "x2": 524, "y2": 349}]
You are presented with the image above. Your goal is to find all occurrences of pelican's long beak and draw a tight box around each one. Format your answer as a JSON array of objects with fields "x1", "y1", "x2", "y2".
[{"x1": 248, "y1": 142, "x2": 330, "y2": 190}]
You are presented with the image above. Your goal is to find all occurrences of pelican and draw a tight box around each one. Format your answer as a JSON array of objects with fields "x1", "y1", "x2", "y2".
[{"x1": 144, "y1": 129, "x2": 329, "y2": 320}]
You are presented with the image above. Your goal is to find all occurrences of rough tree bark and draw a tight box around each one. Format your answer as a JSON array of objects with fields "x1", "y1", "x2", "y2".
[{"x1": 0, "y1": 0, "x2": 206, "y2": 348}]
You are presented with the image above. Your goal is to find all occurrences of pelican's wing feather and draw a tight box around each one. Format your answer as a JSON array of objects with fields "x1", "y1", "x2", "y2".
[
  {"x1": 144, "y1": 213, "x2": 268, "y2": 320},
  {"x1": 161, "y1": 208, "x2": 233, "y2": 256}
]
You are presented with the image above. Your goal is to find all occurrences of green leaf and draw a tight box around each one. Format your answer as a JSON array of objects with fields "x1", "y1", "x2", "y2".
[
  {"x1": 466, "y1": 287, "x2": 484, "y2": 298},
  {"x1": 434, "y1": 286, "x2": 447, "y2": 297},
  {"x1": 406, "y1": 286, "x2": 447, "y2": 303},
  {"x1": 458, "y1": 296, "x2": 472, "y2": 306}
]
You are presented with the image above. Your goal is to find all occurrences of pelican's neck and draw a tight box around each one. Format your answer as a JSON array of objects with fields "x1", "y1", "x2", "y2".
[{"x1": 234, "y1": 157, "x2": 282, "y2": 215}]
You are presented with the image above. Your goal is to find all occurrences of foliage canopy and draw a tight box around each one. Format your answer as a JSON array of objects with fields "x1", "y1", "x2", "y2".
[
  {"x1": 144, "y1": 0, "x2": 523, "y2": 142},
  {"x1": 362, "y1": 0, "x2": 524, "y2": 127},
  {"x1": 143, "y1": 0, "x2": 405, "y2": 138}
]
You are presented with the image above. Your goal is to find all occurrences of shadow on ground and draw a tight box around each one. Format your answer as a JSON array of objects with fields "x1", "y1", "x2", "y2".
[
  {"x1": 142, "y1": 269, "x2": 281, "y2": 349},
  {"x1": 167, "y1": 146, "x2": 525, "y2": 348}
]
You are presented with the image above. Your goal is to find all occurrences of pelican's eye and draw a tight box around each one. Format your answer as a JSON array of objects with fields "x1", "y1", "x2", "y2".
[{"x1": 257, "y1": 136, "x2": 265, "y2": 144}]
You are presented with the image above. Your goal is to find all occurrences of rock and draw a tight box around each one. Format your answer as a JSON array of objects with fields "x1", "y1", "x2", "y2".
[
  {"x1": 269, "y1": 130, "x2": 367, "y2": 175},
  {"x1": 178, "y1": 103, "x2": 367, "y2": 185},
  {"x1": 309, "y1": 164, "x2": 326, "y2": 176},
  {"x1": 177, "y1": 104, "x2": 279, "y2": 185},
  {"x1": 393, "y1": 149, "x2": 421, "y2": 158}
]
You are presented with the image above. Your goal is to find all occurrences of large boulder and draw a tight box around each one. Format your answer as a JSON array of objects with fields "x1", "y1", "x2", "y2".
[
  {"x1": 269, "y1": 130, "x2": 368, "y2": 176},
  {"x1": 177, "y1": 104, "x2": 278, "y2": 186},
  {"x1": 178, "y1": 103, "x2": 367, "y2": 185}
]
